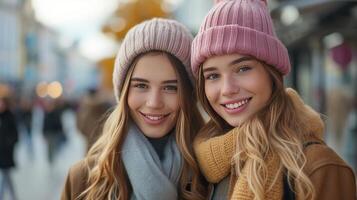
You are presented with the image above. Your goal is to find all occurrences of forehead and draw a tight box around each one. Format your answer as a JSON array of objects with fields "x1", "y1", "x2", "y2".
[{"x1": 132, "y1": 54, "x2": 177, "y2": 80}]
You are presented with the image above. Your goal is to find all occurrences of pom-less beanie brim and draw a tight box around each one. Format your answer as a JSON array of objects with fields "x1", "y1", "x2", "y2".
[
  {"x1": 191, "y1": 0, "x2": 291, "y2": 78},
  {"x1": 191, "y1": 25, "x2": 290, "y2": 77},
  {"x1": 112, "y1": 18, "x2": 194, "y2": 102}
]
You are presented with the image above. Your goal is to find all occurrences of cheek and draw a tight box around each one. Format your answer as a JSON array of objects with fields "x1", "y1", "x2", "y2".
[
  {"x1": 247, "y1": 74, "x2": 272, "y2": 102},
  {"x1": 127, "y1": 90, "x2": 141, "y2": 110},
  {"x1": 205, "y1": 83, "x2": 219, "y2": 104},
  {"x1": 261, "y1": 85, "x2": 272, "y2": 103},
  {"x1": 167, "y1": 95, "x2": 180, "y2": 111},
  {"x1": 260, "y1": 74, "x2": 272, "y2": 93}
]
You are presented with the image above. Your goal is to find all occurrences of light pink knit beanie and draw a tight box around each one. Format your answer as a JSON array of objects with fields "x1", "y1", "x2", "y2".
[
  {"x1": 113, "y1": 18, "x2": 194, "y2": 102},
  {"x1": 191, "y1": 0, "x2": 291, "y2": 77}
]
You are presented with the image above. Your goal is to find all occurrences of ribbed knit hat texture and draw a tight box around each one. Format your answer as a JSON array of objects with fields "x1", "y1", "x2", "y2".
[
  {"x1": 191, "y1": 0, "x2": 291, "y2": 77},
  {"x1": 113, "y1": 18, "x2": 194, "y2": 102}
]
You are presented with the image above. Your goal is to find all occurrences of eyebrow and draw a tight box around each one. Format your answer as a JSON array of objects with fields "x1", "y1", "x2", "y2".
[
  {"x1": 162, "y1": 80, "x2": 177, "y2": 84},
  {"x1": 203, "y1": 56, "x2": 254, "y2": 73},
  {"x1": 229, "y1": 56, "x2": 254, "y2": 66},
  {"x1": 131, "y1": 78, "x2": 149, "y2": 83},
  {"x1": 131, "y1": 77, "x2": 177, "y2": 84}
]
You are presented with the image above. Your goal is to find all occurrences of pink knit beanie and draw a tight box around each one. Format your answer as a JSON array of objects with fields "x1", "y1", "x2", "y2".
[
  {"x1": 113, "y1": 18, "x2": 194, "y2": 102},
  {"x1": 191, "y1": 0, "x2": 291, "y2": 77}
]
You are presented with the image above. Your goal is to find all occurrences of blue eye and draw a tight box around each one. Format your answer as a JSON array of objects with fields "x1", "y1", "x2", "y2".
[
  {"x1": 205, "y1": 73, "x2": 219, "y2": 80},
  {"x1": 133, "y1": 83, "x2": 148, "y2": 89},
  {"x1": 163, "y1": 85, "x2": 177, "y2": 92},
  {"x1": 237, "y1": 66, "x2": 252, "y2": 73}
]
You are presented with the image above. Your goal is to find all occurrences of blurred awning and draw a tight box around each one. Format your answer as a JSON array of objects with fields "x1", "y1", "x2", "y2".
[{"x1": 271, "y1": 0, "x2": 357, "y2": 47}]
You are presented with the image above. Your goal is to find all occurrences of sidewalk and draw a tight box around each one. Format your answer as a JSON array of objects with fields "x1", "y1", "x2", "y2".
[{"x1": 9, "y1": 109, "x2": 86, "y2": 200}]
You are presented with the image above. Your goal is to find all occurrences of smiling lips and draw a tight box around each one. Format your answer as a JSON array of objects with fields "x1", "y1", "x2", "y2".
[
  {"x1": 222, "y1": 97, "x2": 252, "y2": 114},
  {"x1": 139, "y1": 112, "x2": 170, "y2": 125}
]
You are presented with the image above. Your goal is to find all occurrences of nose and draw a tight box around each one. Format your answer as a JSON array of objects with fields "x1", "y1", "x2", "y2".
[
  {"x1": 221, "y1": 75, "x2": 239, "y2": 97},
  {"x1": 146, "y1": 89, "x2": 164, "y2": 109}
]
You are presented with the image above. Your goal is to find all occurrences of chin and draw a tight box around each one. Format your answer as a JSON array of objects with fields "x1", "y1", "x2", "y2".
[
  {"x1": 142, "y1": 127, "x2": 172, "y2": 138},
  {"x1": 226, "y1": 120, "x2": 241, "y2": 127},
  {"x1": 224, "y1": 116, "x2": 249, "y2": 127}
]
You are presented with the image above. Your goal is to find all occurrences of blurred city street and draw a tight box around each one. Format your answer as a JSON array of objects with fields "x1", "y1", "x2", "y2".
[
  {"x1": 10, "y1": 109, "x2": 85, "y2": 200},
  {"x1": 1, "y1": 0, "x2": 357, "y2": 199}
]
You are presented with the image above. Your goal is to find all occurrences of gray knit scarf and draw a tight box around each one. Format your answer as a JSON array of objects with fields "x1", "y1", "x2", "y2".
[{"x1": 122, "y1": 123, "x2": 183, "y2": 200}]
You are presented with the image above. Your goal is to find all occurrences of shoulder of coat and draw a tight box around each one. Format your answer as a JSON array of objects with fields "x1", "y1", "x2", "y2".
[
  {"x1": 303, "y1": 142, "x2": 352, "y2": 175},
  {"x1": 68, "y1": 157, "x2": 97, "y2": 187}
]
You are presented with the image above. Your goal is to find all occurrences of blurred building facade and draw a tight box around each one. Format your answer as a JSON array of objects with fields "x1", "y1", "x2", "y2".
[
  {"x1": 0, "y1": 0, "x2": 99, "y2": 101},
  {"x1": 271, "y1": 0, "x2": 357, "y2": 171},
  {"x1": 0, "y1": 0, "x2": 24, "y2": 83}
]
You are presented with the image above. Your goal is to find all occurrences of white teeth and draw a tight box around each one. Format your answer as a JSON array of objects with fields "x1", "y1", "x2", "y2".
[
  {"x1": 145, "y1": 115, "x2": 164, "y2": 121},
  {"x1": 225, "y1": 99, "x2": 249, "y2": 109}
]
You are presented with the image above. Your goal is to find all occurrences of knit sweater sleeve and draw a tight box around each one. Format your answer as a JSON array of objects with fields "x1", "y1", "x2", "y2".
[{"x1": 193, "y1": 129, "x2": 236, "y2": 183}]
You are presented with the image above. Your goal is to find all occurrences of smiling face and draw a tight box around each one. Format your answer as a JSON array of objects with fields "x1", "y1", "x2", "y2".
[
  {"x1": 202, "y1": 54, "x2": 273, "y2": 127},
  {"x1": 127, "y1": 53, "x2": 180, "y2": 138}
]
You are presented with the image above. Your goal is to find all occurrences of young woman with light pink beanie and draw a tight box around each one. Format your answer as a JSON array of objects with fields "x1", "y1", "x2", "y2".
[
  {"x1": 61, "y1": 18, "x2": 208, "y2": 200},
  {"x1": 191, "y1": 0, "x2": 356, "y2": 199}
]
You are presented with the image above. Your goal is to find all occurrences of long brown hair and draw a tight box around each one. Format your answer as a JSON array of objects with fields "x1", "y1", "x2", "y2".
[
  {"x1": 79, "y1": 51, "x2": 208, "y2": 200},
  {"x1": 196, "y1": 61, "x2": 316, "y2": 200}
]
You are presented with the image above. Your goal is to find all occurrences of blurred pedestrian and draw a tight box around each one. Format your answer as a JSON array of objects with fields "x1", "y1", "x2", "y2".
[
  {"x1": 190, "y1": 0, "x2": 356, "y2": 199},
  {"x1": 42, "y1": 99, "x2": 66, "y2": 165},
  {"x1": 342, "y1": 96, "x2": 357, "y2": 173},
  {"x1": 61, "y1": 18, "x2": 208, "y2": 200},
  {"x1": 76, "y1": 88, "x2": 111, "y2": 152},
  {"x1": 17, "y1": 97, "x2": 34, "y2": 160},
  {"x1": 326, "y1": 88, "x2": 353, "y2": 153},
  {"x1": 0, "y1": 97, "x2": 18, "y2": 200}
]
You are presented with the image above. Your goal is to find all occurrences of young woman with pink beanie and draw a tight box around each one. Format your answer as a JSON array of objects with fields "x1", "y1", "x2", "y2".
[
  {"x1": 191, "y1": 0, "x2": 356, "y2": 199},
  {"x1": 61, "y1": 18, "x2": 208, "y2": 200}
]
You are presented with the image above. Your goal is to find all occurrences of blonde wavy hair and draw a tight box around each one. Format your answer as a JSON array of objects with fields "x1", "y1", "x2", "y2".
[
  {"x1": 79, "y1": 51, "x2": 208, "y2": 200},
  {"x1": 196, "y1": 61, "x2": 316, "y2": 200}
]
